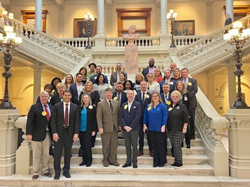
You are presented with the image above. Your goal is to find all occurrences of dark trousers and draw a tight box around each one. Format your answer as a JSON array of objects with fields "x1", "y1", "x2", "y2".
[
  {"x1": 124, "y1": 129, "x2": 139, "y2": 164},
  {"x1": 189, "y1": 108, "x2": 196, "y2": 138},
  {"x1": 185, "y1": 124, "x2": 190, "y2": 146},
  {"x1": 91, "y1": 131, "x2": 97, "y2": 147},
  {"x1": 149, "y1": 131, "x2": 167, "y2": 165},
  {"x1": 139, "y1": 129, "x2": 153, "y2": 152},
  {"x1": 169, "y1": 131, "x2": 184, "y2": 164},
  {"x1": 79, "y1": 131, "x2": 92, "y2": 164},
  {"x1": 54, "y1": 128, "x2": 73, "y2": 174}
]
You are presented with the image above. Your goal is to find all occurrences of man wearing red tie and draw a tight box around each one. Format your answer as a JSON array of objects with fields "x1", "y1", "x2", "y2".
[
  {"x1": 51, "y1": 90, "x2": 79, "y2": 180},
  {"x1": 26, "y1": 91, "x2": 54, "y2": 180}
]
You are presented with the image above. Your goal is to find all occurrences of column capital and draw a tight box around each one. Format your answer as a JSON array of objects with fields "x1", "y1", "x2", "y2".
[
  {"x1": 155, "y1": 0, "x2": 160, "y2": 9},
  {"x1": 105, "y1": 0, "x2": 113, "y2": 10},
  {"x1": 205, "y1": 0, "x2": 213, "y2": 7},
  {"x1": 55, "y1": 0, "x2": 65, "y2": 10},
  {"x1": 31, "y1": 64, "x2": 44, "y2": 71}
]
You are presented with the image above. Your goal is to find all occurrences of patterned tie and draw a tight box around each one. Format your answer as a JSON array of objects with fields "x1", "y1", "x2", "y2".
[
  {"x1": 64, "y1": 104, "x2": 69, "y2": 127},
  {"x1": 44, "y1": 105, "x2": 50, "y2": 121},
  {"x1": 109, "y1": 101, "x2": 113, "y2": 111}
]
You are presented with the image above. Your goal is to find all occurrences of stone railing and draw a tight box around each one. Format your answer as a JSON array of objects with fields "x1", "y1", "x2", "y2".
[
  {"x1": 174, "y1": 35, "x2": 204, "y2": 47},
  {"x1": 177, "y1": 15, "x2": 250, "y2": 63},
  {"x1": 61, "y1": 38, "x2": 95, "y2": 49}
]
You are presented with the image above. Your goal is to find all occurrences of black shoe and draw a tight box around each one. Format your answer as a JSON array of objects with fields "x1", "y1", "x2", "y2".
[
  {"x1": 63, "y1": 172, "x2": 71, "y2": 178},
  {"x1": 122, "y1": 162, "x2": 131, "y2": 168},
  {"x1": 187, "y1": 145, "x2": 191, "y2": 149},
  {"x1": 158, "y1": 164, "x2": 164, "y2": 167},
  {"x1": 181, "y1": 142, "x2": 184, "y2": 147},
  {"x1": 133, "y1": 163, "x2": 138, "y2": 168},
  {"x1": 153, "y1": 164, "x2": 158, "y2": 167},
  {"x1": 86, "y1": 162, "x2": 92, "y2": 167},
  {"x1": 79, "y1": 161, "x2": 87, "y2": 166},
  {"x1": 170, "y1": 162, "x2": 183, "y2": 168},
  {"x1": 54, "y1": 173, "x2": 60, "y2": 180}
]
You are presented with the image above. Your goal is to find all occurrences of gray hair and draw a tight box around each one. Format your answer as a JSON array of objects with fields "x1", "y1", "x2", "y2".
[{"x1": 40, "y1": 91, "x2": 49, "y2": 97}]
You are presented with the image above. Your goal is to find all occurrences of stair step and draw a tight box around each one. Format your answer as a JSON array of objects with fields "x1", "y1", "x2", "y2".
[
  {"x1": 47, "y1": 164, "x2": 214, "y2": 176},
  {"x1": 49, "y1": 154, "x2": 209, "y2": 165}
]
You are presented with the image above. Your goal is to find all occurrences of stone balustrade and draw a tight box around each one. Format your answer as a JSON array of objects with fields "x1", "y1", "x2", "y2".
[
  {"x1": 174, "y1": 35, "x2": 204, "y2": 47},
  {"x1": 61, "y1": 38, "x2": 95, "y2": 49}
]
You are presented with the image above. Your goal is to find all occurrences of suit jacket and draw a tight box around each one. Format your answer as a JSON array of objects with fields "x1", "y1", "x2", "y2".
[
  {"x1": 79, "y1": 90, "x2": 100, "y2": 107},
  {"x1": 121, "y1": 101, "x2": 141, "y2": 130},
  {"x1": 225, "y1": 18, "x2": 232, "y2": 26},
  {"x1": 78, "y1": 106, "x2": 97, "y2": 133},
  {"x1": 181, "y1": 92, "x2": 191, "y2": 116},
  {"x1": 180, "y1": 77, "x2": 198, "y2": 108},
  {"x1": 90, "y1": 74, "x2": 108, "y2": 84},
  {"x1": 135, "y1": 91, "x2": 152, "y2": 122},
  {"x1": 160, "y1": 93, "x2": 173, "y2": 107},
  {"x1": 51, "y1": 102, "x2": 79, "y2": 138},
  {"x1": 112, "y1": 91, "x2": 127, "y2": 106},
  {"x1": 110, "y1": 71, "x2": 127, "y2": 86},
  {"x1": 50, "y1": 94, "x2": 63, "y2": 105},
  {"x1": 159, "y1": 79, "x2": 176, "y2": 93},
  {"x1": 69, "y1": 83, "x2": 85, "y2": 106},
  {"x1": 96, "y1": 99, "x2": 121, "y2": 133},
  {"x1": 142, "y1": 66, "x2": 156, "y2": 81},
  {"x1": 26, "y1": 103, "x2": 54, "y2": 141}
]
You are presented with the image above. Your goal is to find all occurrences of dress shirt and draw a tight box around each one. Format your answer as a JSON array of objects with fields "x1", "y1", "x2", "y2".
[
  {"x1": 63, "y1": 102, "x2": 70, "y2": 125},
  {"x1": 149, "y1": 67, "x2": 155, "y2": 74},
  {"x1": 164, "y1": 93, "x2": 169, "y2": 103},
  {"x1": 42, "y1": 103, "x2": 51, "y2": 116},
  {"x1": 128, "y1": 100, "x2": 134, "y2": 112},
  {"x1": 76, "y1": 83, "x2": 83, "y2": 99},
  {"x1": 80, "y1": 107, "x2": 87, "y2": 131},
  {"x1": 183, "y1": 77, "x2": 189, "y2": 89},
  {"x1": 141, "y1": 91, "x2": 147, "y2": 101}
]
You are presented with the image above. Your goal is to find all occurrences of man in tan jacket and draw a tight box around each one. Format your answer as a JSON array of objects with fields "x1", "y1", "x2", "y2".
[{"x1": 97, "y1": 88, "x2": 121, "y2": 167}]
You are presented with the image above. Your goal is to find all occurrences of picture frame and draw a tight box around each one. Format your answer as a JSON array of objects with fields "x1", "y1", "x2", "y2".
[
  {"x1": 73, "y1": 18, "x2": 97, "y2": 38},
  {"x1": 174, "y1": 20, "x2": 195, "y2": 36}
]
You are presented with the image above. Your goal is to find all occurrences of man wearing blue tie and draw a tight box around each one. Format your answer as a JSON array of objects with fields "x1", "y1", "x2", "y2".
[
  {"x1": 160, "y1": 83, "x2": 172, "y2": 107},
  {"x1": 121, "y1": 90, "x2": 141, "y2": 168}
]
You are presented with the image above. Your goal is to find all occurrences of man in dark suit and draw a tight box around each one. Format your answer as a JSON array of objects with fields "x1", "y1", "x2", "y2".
[
  {"x1": 110, "y1": 63, "x2": 127, "y2": 86},
  {"x1": 51, "y1": 90, "x2": 79, "y2": 180},
  {"x1": 69, "y1": 73, "x2": 85, "y2": 106},
  {"x1": 142, "y1": 58, "x2": 156, "y2": 81},
  {"x1": 121, "y1": 90, "x2": 141, "y2": 168},
  {"x1": 112, "y1": 82, "x2": 127, "y2": 106},
  {"x1": 160, "y1": 83, "x2": 173, "y2": 106},
  {"x1": 97, "y1": 88, "x2": 121, "y2": 167},
  {"x1": 135, "y1": 80, "x2": 153, "y2": 157},
  {"x1": 181, "y1": 68, "x2": 198, "y2": 139},
  {"x1": 79, "y1": 28, "x2": 88, "y2": 38},
  {"x1": 159, "y1": 69, "x2": 176, "y2": 93},
  {"x1": 26, "y1": 91, "x2": 53, "y2": 180},
  {"x1": 225, "y1": 14, "x2": 232, "y2": 26},
  {"x1": 90, "y1": 65, "x2": 108, "y2": 84},
  {"x1": 50, "y1": 83, "x2": 66, "y2": 105}
]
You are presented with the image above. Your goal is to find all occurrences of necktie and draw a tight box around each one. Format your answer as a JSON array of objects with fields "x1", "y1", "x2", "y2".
[
  {"x1": 165, "y1": 96, "x2": 168, "y2": 103},
  {"x1": 109, "y1": 101, "x2": 113, "y2": 111},
  {"x1": 64, "y1": 104, "x2": 69, "y2": 127},
  {"x1": 117, "y1": 93, "x2": 121, "y2": 104},
  {"x1": 184, "y1": 78, "x2": 187, "y2": 88},
  {"x1": 142, "y1": 93, "x2": 145, "y2": 102},
  {"x1": 44, "y1": 105, "x2": 50, "y2": 121}
]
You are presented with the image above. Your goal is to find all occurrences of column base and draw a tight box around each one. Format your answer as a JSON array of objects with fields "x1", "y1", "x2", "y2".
[
  {"x1": 0, "y1": 109, "x2": 21, "y2": 176},
  {"x1": 158, "y1": 33, "x2": 171, "y2": 49},
  {"x1": 94, "y1": 35, "x2": 106, "y2": 49}
]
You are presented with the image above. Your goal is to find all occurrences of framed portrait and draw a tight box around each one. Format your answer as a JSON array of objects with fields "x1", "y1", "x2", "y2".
[
  {"x1": 73, "y1": 18, "x2": 97, "y2": 38},
  {"x1": 174, "y1": 20, "x2": 195, "y2": 36}
]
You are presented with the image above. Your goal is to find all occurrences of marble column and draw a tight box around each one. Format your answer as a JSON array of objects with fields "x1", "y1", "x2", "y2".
[
  {"x1": 208, "y1": 75, "x2": 215, "y2": 106},
  {"x1": 32, "y1": 65, "x2": 43, "y2": 104},
  {"x1": 105, "y1": 0, "x2": 113, "y2": 37},
  {"x1": 160, "y1": 0, "x2": 167, "y2": 35},
  {"x1": 227, "y1": 62, "x2": 236, "y2": 108},
  {"x1": 97, "y1": 0, "x2": 105, "y2": 36},
  {"x1": 205, "y1": 0, "x2": 213, "y2": 34},
  {"x1": 226, "y1": 0, "x2": 234, "y2": 22},
  {"x1": 35, "y1": 0, "x2": 42, "y2": 31},
  {"x1": 155, "y1": 0, "x2": 161, "y2": 36},
  {"x1": 57, "y1": 3, "x2": 65, "y2": 38}
]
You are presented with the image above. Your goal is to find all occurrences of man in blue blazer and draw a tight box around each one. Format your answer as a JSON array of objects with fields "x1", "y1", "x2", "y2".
[
  {"x1": 121, "y1": 90, "x2": 141, "y2": 168},
  {"x1": 69, "y1": 73, "x2": 85, "y2": 106},
  {"x1": 159, "y1": 69, "x2": 176, "y2": 93},
  {"x1": 181, "y1": 68, "x2": 198, "y2": 139},
  {"x1": 112, "y1": 82, "x2": 127, "y2": 106},
  {"x1": 160, "y1": 83, "x2": 173, "y2": 106},
  {"x1": 90, "y1": 65, "x2": 108, "y2": 84}
]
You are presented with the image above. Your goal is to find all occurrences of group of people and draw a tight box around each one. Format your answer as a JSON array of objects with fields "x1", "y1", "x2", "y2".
[{"x1": 26, "y1": 58, "x2": 198, "y2": 180}]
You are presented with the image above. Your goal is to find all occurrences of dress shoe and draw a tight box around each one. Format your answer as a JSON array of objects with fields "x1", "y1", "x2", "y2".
[
  {"x1": 137, "y1": 151, "x2": 144, "y2": 156},
  {"x1": 86, "y1": 162, "x2": 92, "y2": 167},
  {"x1": 103, "y1": 162, "x2": 109, "y2": 167},
  {"x1": 133, "y1": 163, "x2": 138, "y2": 168},
  {"x1": 153, "y1": 164, "x2": 158, "y2": 167},
  {"x1": 150, "y1": 152, "x2": 154, "y2": 157},
  {"x1": 122, "y1": 162, "x2": 131, "y2": 168},
  {"x1": 170, "y1": 162, "x2": 183, "y2": 168},
  {"x1": 187, "y1": 145, "x2": 191, "y2": 149},
  {"x1": 32, "y1": 175, "x2": 39, "y2": 180},
  {"x1": 110, "y1": 162, "x2": 119, "y2": 166},
  {"x1": 43, "y1": 172, "x2": 52, "y2": 178},
  {"x1": 79, "y1": 161, "x2": 87, "y2": 166},
  {"x1": 54, "y1": 173, "x2": 60, "y2": 180},
  {"x1": 63, "y1": 172, "x2": 71, "y2": 178},
  {"x1": 158, "y1": 164, "x2": 164, "y2": 167}
]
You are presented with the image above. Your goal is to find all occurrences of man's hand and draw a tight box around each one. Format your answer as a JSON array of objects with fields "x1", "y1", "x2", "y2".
[
  {"x1": 99, "y1": 128, "x2": 104, "y2": 134},
  {"x1": 53, "y1": 133, "x2": 59, "y2": 142},
  {"x1": 26, "y1": 135, "x2": 32, "y2": 142},
  {"x1": 73, "y1": 134, "x2": 78, "y2": 142},
  {"x1": 124, "y1": 126, "x2": 132, "y2": 132}
]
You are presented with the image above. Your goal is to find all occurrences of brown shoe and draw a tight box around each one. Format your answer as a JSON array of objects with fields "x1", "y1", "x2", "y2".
[
  {"x1": 110, "y1": 162, "x2": 119, "y2": 166},
  {"x1": 150, "y1": 152, "x2": 154, "y2": 157},
  {"x1": 137, "y1": 151, "x2": 144, "y2": 156},
  {"x1": 32, "y1": 175, "x2": 39, "y2": 180},
  {"x1": 43, "y1": 172, "x2": 52, "y2": 178},
  {"x1": 103, "y1": 162, "x2": 109, "y2": 167}
]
